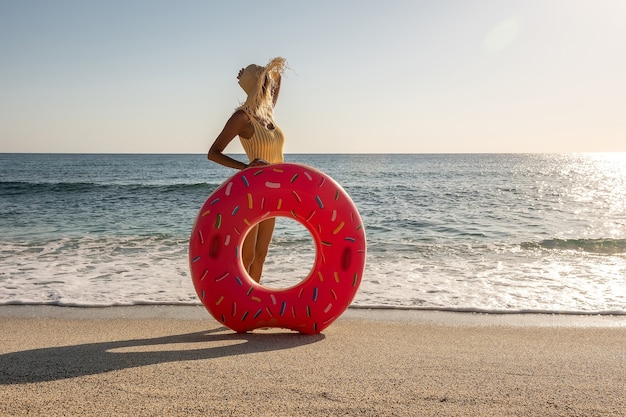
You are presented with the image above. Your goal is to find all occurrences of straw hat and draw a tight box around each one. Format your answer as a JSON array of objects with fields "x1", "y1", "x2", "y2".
[{"x1": 238, "y1": 57, "x2": 287, "y2": 121}]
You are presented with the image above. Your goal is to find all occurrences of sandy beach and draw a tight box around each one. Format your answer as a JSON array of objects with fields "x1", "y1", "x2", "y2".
[{"x1": 0, "y1": 306, "x2": 624, "y2": 417}]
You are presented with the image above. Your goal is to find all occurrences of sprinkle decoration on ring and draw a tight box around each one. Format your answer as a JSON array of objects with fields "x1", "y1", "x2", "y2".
[{"x1": 189, "y1": 163, "x2": 366, "y2": 334}]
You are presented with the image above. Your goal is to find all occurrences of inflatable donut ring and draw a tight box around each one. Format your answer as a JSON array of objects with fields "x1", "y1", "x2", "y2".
[{"x1": 189, "y1": 162, "x2": 366, "y2": 334}]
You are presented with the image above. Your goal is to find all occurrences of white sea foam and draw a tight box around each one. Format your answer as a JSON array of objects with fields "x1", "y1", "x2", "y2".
[
  {"x1": 1, "y1": 236, "x2": 625, "y2": 314},
  {"x1": 0, "y1": 236, "x2": 197, "y2": 307},
  {"x1": 356, "y1": 242, "x2": 626, "y2": 314}
]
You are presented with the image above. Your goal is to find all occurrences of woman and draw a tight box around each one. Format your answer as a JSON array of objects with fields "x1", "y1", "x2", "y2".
[{"x1": 207, "y1": 57, "x2": 287, "y2": 283}]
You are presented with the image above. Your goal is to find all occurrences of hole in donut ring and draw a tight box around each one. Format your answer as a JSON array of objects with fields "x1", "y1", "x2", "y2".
[{"x1": 240, "y1": 215, "x2": 317, "y2": 289}]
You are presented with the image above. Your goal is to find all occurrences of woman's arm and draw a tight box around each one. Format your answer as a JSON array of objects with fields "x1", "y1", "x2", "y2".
[
  {"x1": 272, "y1": 75, "x2": 281, "y2": 106},
  {"x1": 207, "y1": 110, "x2": 253, "y2": 170}
]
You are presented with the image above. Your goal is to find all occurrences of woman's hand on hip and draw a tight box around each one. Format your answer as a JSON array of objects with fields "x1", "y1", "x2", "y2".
[{"x1": 248, "y1": 158, "x2": 270, "y2": 167}]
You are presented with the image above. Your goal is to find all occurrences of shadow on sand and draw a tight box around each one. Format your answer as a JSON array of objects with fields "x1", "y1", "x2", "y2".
[{"x1": 0, "y1": 327, "x2": 324, "y2": 384}]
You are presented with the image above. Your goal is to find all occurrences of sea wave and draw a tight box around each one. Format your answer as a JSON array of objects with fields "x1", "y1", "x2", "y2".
[
  {"x1": 0, "y1": 181, "x2": 220, "y2": 195},
  {"x1": 349, "y1": 304, "x2": 626, "y2": 316},
  {"x1": 2, "y1": 232, "x2": 625, "y2": 313},
  {"x1": 521, "y1": 238, "x2": 626, "y2": 255},
  {"x1": 2, "y1": 300, "x2": 624, "y2": 316}
]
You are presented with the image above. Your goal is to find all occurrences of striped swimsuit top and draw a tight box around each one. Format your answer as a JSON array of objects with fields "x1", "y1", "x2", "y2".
[{"x1": 239, "y1": 111, "x2": 285, "y2": 164}]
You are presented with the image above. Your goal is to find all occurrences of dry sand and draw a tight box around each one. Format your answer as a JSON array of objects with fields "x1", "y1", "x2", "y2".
[{"x1": 1, "y1": 306, "x2": 624, "y2": 417}]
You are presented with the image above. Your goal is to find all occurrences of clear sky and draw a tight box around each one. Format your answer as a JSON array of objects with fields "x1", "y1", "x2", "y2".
[{"x1": 1, "y1": 0, "x2": 624, "y2": 154}]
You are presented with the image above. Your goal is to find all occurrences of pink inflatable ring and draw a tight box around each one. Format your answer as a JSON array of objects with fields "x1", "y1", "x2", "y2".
[{"x1": 189, "y1": 163, "x2": 366, "y2": 334}]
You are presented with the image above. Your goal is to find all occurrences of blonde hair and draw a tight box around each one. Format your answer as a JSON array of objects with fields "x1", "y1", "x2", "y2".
[{"x1": 237, "y1": 57, "x2": 287, "y2": 123}]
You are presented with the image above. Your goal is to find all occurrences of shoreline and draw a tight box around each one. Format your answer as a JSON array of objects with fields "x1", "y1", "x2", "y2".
[
  {"x1": 2, "y1": 305, "x2": 624, "y2": 416},
  {"x1": 0, "y1": 304, "x2": 624, "y2": 328}
]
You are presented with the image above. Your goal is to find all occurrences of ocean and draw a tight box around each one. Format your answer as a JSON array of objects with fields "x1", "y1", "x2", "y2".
[{"x1": 1, "y1": 153, "x2": 625, "y2": 314}]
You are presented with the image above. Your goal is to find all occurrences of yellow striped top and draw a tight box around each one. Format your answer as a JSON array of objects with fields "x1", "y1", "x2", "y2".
[{"x1": 239, "y1": 112, "x2": 285, "y2": 164}]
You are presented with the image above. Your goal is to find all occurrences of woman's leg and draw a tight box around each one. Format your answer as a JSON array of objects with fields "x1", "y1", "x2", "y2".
[
  {"x1": 241, "y1": 224, "x2": 258, "y2": 278},
  {"x1": 248, "y1": 217, "x2": 276, "y2": 282}
]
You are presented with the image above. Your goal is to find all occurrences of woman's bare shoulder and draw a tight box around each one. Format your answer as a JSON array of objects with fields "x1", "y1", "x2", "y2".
[
  {"x1": 227, "y1": 109, "x2": 248, "y2": 123},
  {"x1": 228, "y1": 109, "x2": 253, "y2": 138}
]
